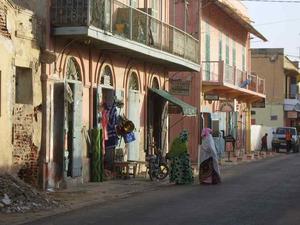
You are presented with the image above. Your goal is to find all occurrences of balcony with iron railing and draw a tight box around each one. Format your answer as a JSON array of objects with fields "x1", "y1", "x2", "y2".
[
  {"x1": 202, "y1": 61, "x2": 265, "y2": 95},
  {"x1": 51, "y1": 0, "x2": 200, "y2": 71}
]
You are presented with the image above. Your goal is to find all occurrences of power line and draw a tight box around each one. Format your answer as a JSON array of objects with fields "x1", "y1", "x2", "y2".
[
  {"x1": 241, "y1": 0, "x2": 300, "y2": 2},
  {"x1": 255, "y1": 18, "x2": 300, "y2": 26}
]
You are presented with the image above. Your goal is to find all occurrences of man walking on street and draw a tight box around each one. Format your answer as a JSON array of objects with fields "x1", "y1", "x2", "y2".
[
  {"x1": 261, "y1": 133, "x2": 268, "y2": 152},
  {"x1": 285, "y1": 129, "x2": 292, "y2": 154}
]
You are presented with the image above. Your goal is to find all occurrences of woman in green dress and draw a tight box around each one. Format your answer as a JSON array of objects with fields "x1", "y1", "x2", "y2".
[{"x1": 168, "y1": 130, "x2": 193, "y2": 184}]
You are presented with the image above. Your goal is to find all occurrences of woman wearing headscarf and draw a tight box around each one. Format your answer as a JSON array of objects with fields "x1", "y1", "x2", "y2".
[
  {"x1": 168, "y1": 130, "x2": 194, "y2": 185},
  {"x1": 199, "y1": 128, "x2": 221, "y2": 185}
]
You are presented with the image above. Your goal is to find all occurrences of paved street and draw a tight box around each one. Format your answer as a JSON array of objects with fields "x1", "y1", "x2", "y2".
[{"x1": 22, "y1": 153, "x2": 300, "y2": 225}]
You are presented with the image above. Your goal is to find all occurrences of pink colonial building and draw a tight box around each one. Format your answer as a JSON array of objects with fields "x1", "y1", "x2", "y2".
[
  {"x1": 38, "y1": 0, "x2": 199, "y2": 189},
  {"x1": 170, "y1": 0, "x2": 266, "y2": 164}
]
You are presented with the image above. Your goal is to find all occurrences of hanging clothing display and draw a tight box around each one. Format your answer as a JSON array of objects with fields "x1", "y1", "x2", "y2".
[
  {"x1": 105, "y1": 103, "x2": 119, "y2": 149},
  {"x1": 91, "y1": 128, "x2": 103, "y2": 182},
  {"x1": 101, "y1": 109, "x2": 109, "y2": 141}
]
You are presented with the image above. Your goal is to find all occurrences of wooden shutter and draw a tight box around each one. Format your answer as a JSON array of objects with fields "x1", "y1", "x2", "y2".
[{"x1": 71, "y1": 83, "x2": 83, "y2": 177}]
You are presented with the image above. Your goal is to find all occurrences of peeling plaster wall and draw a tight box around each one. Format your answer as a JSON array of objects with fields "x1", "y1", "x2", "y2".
[
  {"x1": 0, "y1": 1, "x2": 42, "y2": 186},
  {"x1": 0, "y1": 34, "x2": 14, "y2": 173}
]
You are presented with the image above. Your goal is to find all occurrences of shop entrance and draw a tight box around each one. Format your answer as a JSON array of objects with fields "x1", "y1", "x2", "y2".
[
  {"x1": 148, "y1": 91, "x2": 167, "y2": 155},
  {"x1": 147, "y1": 87, "x2": 197, "y2": 155},
  {"x1": 94, "y1": 85, "x2": 115, "y2": 171}
]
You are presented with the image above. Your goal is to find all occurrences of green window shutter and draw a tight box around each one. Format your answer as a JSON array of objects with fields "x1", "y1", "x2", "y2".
[
  {"x1": 226, "y1": 36, "x2": 229, "y2": 65},
  {"x1": 242, "y1": 47, "x2": 245, "y2": 71},
  {"x1": 232, "y1": 42, "x2": 236, "y2": 66},
  {"x1": 205, "y1": 23, "x2": 210, "y2": 80},
  {"x1": 130, "y1": 0, "x2": 137, "y2": 8}
]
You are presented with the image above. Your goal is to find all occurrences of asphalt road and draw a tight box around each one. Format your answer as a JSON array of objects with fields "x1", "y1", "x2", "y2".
[{"x1": 22, "y1": 153, "x2": 300, "y2": 225}]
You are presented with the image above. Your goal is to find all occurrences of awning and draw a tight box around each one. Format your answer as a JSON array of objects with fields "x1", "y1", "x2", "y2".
[
  {"x1": 214, "y1": 0, "x2": 267, "y2": 42},
  {"x1": 284, "y1": 103, "x2": 300, "y2": 112},
  {"x1": 284, "y1": 99, "x2": 300, "y2": 112},
  {"x1": 149, "y1": 88, "x2": 197, "y2": 116}
]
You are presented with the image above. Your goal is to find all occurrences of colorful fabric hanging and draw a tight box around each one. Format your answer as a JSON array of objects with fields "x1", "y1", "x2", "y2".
[
  {"x1": 105, "y1": 104, "x2": 119, "y2": 149},
  {"x1": 91, "y1": 128, "x2": 103, "y2": 182}
]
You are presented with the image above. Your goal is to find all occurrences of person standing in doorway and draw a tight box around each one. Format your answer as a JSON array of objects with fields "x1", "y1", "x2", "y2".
[{"x1": 286, "y1": 129, "x2": 292, "y2": 154}]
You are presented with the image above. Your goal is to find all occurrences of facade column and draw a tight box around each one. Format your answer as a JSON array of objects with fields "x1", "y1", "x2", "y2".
[{"x1": 246, "y1": 102, "x2": 252, "y2": 154}]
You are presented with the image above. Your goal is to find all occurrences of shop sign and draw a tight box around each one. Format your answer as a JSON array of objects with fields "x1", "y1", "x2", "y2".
[
  {"x1": 287, "y1": 111, "x2": 298, "y2": 119},
  {"x1": 219, "y1": 102, "x2": 234, "y2": 112},
  {"x1": 252, "y1": 99, "x2": 265, "y2": 108},
  {"x1": 204, "y1": 94, "x2": 219, "y2": 101},
  {"x1": 170, "y1": 79, "x2": 191, "y2": 96}
]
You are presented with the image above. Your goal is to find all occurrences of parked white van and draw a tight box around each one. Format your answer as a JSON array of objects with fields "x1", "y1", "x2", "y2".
[{"x1": 272, "y1": 127, "x2": 300, "y2": 153}]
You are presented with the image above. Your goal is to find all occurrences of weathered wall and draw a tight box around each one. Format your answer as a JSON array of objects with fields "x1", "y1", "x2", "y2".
[
  {"x1": 251, "y1": 125, "x2": 274, "y2": 151},
  {"x1": 252, "y1": 105, "x2": 284, "y2": 128},
  {"x1": 0, "y1": 1, "x2": 42, "y2": 185},
  {"x1": 0, "y1": 31, "x2": 14, "y2": 173},
  {"x1": 251, "y1": 49, "x2": 285, "y2": 128}
]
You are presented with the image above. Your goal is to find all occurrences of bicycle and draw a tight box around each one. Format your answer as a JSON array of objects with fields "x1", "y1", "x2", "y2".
[{"x1": 146, "y1": 146, "x2": 169, "y2": 181}]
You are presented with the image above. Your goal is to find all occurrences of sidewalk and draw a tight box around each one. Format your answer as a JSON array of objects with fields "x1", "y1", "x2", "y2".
[
  {"x1": 0, "y1": 150, "x2": 279, "y2": 225},
  {"x1": 220, "y1": 150, "x2": 278, "y2": 168}
]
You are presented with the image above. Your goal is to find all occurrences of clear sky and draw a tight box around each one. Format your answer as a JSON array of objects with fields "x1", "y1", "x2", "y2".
[{"x1": 243, "y1": 0, "x2": 300, "y2": 61}]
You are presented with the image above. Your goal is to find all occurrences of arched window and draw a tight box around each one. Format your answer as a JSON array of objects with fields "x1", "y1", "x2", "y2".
[
  {"x1": 66, "y1": 57, "x2": 81, "y2": 81},
  {"x1": 100, "y1": 65, "x2": 113, "y2": 87},
  {"x1": 128, "y1": 72, "x2": 139, "y2": 90},
  {"x1": 152, "y1": 77, "x2": 159, "y2": 89}
]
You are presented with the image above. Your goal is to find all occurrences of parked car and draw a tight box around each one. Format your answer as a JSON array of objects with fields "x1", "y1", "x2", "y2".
[{"x1": 272, "y1": 127, "x2": 300, "y2": 153}]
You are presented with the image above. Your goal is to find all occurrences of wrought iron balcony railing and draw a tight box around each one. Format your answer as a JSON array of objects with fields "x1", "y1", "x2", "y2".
[
  {"x1": 202, "y1": 61, "x2": 265, "y2": 94},
  {"x1": 51, "y1": 0, "x2": 199, "y2": 64}
]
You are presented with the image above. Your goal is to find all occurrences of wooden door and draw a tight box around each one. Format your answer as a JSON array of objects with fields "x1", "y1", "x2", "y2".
[{"x1": 127, "y1": 90, "x2": 140, "y2": 161}]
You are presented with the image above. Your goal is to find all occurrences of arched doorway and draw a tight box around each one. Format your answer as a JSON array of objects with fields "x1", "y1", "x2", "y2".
[
  {"x1": 95, "y1": 65, "x2": 115, "y2": 129},
  {"x1": 65, "y1": 57, "x2": 83, "y2": 178},
  {"x1": 152, "y1": 77, "x2": 159, "y2": 89},
  {"x1": 95, "y1": 64, "x2": 116, "y2": 171},
  {"x1": 127, "y1": 72, "x2": 140, "y2": 161},
  {"x1": 147, "y1": 77, "x2": 167, "y2": 155},
  {"x1": 52, "y1": 57, "x2": 83, "y2": 186}
]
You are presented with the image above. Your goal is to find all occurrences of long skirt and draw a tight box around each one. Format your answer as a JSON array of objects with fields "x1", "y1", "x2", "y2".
[
  {"x1": 170, "y1": 153, "x2": 194, "y2": 185},
  {"x1": 199, "y1": 157, "x2": 221, "y2": 185}
]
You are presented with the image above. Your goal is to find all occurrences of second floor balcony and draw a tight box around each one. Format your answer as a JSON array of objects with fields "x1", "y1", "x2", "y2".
[
  {"x1": 51, "y1": 0, "x2": 200, "y2": 71},
  {"x1": 202, "y1": 61, "x2": 265, "y2": 102}
]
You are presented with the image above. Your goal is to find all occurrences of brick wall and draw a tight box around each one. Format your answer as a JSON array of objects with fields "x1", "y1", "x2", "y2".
[{"x1": 12, "y1": 105, "x2": 39, "y2": 186}]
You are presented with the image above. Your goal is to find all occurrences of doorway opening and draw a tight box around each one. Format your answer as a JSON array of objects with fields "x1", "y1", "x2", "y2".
[
  {"x1": 93, "y1": 65, "x2": 116, "y2": 171},
  {"x1": 53, "y1": 57, "x2": 83, "y2": 184},
  {"x1": 147, "y1": 86, "x2": 167, "y2": 155}
]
